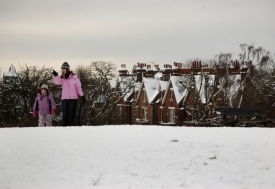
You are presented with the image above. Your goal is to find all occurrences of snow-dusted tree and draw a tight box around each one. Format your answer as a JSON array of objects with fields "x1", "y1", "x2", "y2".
[
  {"x1": 0, "y1": 64, "x2": 54, "y2": 127},
  {"x1": 0, "y1": 76, "x2": 20, "y2": 126},
  {"x1": 250, "y1": 54, "x2": 275, "y2": 119},
  {"x1": 17, "y1": 64, "x2": 53, "y2": 115}
]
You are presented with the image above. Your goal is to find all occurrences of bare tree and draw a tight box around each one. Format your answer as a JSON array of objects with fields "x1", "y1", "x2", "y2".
[{"x1": 74, "y1": 61, "x2": 132, "y2": 125}]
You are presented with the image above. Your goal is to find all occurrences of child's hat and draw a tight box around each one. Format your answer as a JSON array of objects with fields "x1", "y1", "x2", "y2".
[{"x1": 41, "y1": 84, "x2": 49, "y2": 90}]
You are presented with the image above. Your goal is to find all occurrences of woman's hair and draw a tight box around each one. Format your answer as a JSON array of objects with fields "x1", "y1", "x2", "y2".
[{"x1": 64, "y1": 70, "x2": 74, "y2": 79}]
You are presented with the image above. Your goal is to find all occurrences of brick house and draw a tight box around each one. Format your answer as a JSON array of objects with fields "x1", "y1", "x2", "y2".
[{"x1": 114, "y1": 60, "x2": 252, "y2": 126}]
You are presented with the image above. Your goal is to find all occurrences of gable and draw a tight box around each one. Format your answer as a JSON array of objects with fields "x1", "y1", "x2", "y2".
[
  {"x1": 118, "y1": 76, "x2": 136, "y2": 101},
  {"x1": 170, "y1": 75, "x2": 191, "y2": 104},
  {"x1": 143, "y1": 77, "x2": 160, "y2": 103},
  {"x1": 194, "y1": 75, "x2": 215, "y2": 104}
]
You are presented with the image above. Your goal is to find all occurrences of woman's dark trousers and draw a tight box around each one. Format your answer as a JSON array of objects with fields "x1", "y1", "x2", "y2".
[{"x1": 62, "y1": 99, "x2": 78, "y2": 126}]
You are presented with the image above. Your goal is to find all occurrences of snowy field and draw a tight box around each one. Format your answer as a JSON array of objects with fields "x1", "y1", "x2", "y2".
[{"x1": 0, "y1": 126, "x2": 274, "y2": 189}]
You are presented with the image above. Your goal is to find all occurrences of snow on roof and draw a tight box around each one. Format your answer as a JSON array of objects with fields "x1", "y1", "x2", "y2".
[
  {"x1": 229, "y1": 74, "x2": 241, "y2": 98},
  {"x1": 208, "y1": 75, "x2": 215, "y2": 86},
  {"x1": 136, "y1": 66, "x2": 146, "y2": 70},
  {"x1": 160, "y1": 81, "x2": 169, "y2": 91},
  {"x1": 194, "y1": 75, "x2": 206, "y2": 103},
  {"x1": 118, "y1": 76, "x2": 134, "y2": 89},
  {"x1": 118, "y1": 76, "x2": 136, "y2": 101},
  {"x1": 109, "y1": 79, "x2": 117, "y2": 89},
  {"x1": 143, "y1": 77, "x2": 160, "y2": 103},
  {"x1": 118, "y1": 64, "x2": 128, "y2": 71},
  {"x1": 134, "y1": 82, "x2": 142, "y2": 92},
  {"x1": 118, "y1": 67, "x2": 128, "y2": 71},
  {"x1": 3, "y1": 64, "x2": 17, "y2": 77},
  {"x1": 194, "y1": 75, "x2": 215, "y2": 104},
  {"x1": 154, "y1": 72, "x2": 162, "y2": 79},
  {"x1": 153, "y1": 67, "x2": 160, "y2": 71},
  {"x1": 170, "y1": 76, "x2": 190, "y2": 104}
]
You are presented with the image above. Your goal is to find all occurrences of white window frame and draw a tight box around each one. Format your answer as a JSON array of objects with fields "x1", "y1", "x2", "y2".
[
  {"x1": 117, "y1": 104, "x2": 122, "y2": 115},
  {"x1": 141, "y1": 106, "x2": 147, "y2": 120},
  {"x1": 168, "y1": 107, "x2": 175, "y2": 123}
]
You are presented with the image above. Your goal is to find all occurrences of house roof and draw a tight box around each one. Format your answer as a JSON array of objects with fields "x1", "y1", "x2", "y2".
[
  {"x1": 109, "y1": 79, "x2": 117, "y2": 89},
  {"x1": 134, "y1": 82, "x2": 142, "y2": 92},
  {"x1": 154, "y1": 72, "x2": 163, "y2": 79},
  {"x1": 194, "y1": 75, "x2": 215, "y2": 104},
  {"x1": 118, "y1": 76, "x2": 136, "y2": 101},
  {"x1": 170, "y1": 76, "x2": 190, "y2": 104},
  {"x1": 3, "y1": 64, "x2": 17, "y2": 77},
  {"x1": 228, "y1": 74, "x2": 241, "y2": 100},
  {"x1": 160, "y1": 80, "x2": 169, "y2": 91},
  {"x1": 143, "y1": 77, "x2": 160, "y2": 103}
]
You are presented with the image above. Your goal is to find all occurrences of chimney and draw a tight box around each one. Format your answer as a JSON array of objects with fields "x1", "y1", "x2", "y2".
[
  {"x1": 162, "y1": 64, "x2": 172, "y2": 81},
  {"x1": 118, "y1": 64, "x2": 128, "y2": 76},
  {"x1": 136, "y1": 62, "x2": 147, "y2": 82},
  {"x1": 174, "y1": 62, "x2": 183, "y2": 68},
  {"x1": 154, "y1": 64, "x2": 160, "y2": 70}
]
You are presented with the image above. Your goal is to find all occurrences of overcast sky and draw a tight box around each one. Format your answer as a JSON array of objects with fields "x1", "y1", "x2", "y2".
[{"x1": 1, "y1": 0, "x2": 275, "y2": 74}]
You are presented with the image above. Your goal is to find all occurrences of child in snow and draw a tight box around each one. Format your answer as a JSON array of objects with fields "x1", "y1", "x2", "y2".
[
  {"x1": 33, "y1": 84, "x2": 56, "y2": 126},
  {"x1": 52, "y1": 62, "x2": 86, "y2": 126}
]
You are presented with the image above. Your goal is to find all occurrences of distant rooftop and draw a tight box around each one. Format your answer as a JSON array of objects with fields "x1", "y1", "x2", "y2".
[{"x1": 3, "y1": 64, "x2": 18, "y2": 77}]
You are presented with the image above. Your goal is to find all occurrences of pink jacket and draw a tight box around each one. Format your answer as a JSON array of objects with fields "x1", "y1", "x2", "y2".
[{"x1": 54, "y1": 74, "x2": 84, "y2": 100}]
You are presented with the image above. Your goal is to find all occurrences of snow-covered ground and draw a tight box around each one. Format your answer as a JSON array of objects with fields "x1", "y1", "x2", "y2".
[{"x1": 0, "y1": 126, "x2": 274, "y2": 189}]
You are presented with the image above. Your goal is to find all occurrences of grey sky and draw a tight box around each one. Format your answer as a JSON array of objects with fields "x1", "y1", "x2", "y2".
[{"x1": 1, "y1": 0, "x2": 275, "y2": 74}]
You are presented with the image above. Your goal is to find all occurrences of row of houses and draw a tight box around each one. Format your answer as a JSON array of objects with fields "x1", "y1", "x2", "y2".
[
  {"x1": 111, "y1": 61, "x2": 253, "y2": 126},
  {"x1": 1, "y1": 62, "x2": 253, "y2": 126}
]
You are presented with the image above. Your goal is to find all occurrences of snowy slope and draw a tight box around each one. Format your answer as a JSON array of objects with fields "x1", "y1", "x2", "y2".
[{"x1": 0, "y1": 126, "x2": 274, "y2": 189}]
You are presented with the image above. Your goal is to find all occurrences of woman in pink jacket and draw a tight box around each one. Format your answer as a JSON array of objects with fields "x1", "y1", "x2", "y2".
[{"x1": 52, "y1": 62, "x2": 86, "y2": 126}]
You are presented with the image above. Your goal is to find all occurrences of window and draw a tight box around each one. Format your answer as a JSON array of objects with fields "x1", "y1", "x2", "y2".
[
  {"x1": 170, "y1": 88, "x2": 174, "y2": 101},
  {"x1": 160, "y1": 106, "x2": 163, "y2": 122},
  {"x1": 218, "y1": 92, "x2": 222, "y2": 100},
  {"x1": 169, "y1": 107, "x2": 175, "y2": 123},
  {"x1": 142, "y1": 107, "x2": 147, "y2": 120},
  {"x1": 117, "y1": 105, "x2": 122, "y2": 115}
]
